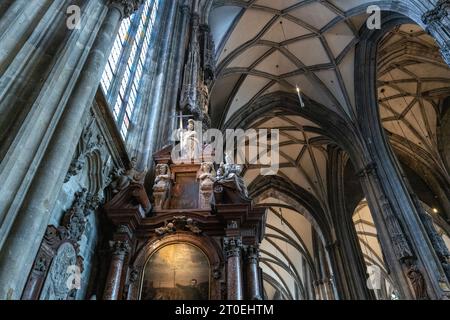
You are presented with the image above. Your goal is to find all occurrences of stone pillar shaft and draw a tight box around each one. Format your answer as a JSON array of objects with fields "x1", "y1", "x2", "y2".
[
  {"x1": 139, "y1": 0, "x2": 178, "y2": 167},
  {"x1": 224, "y1": 237, "x2": 243, "y2": 300},
  {"x1": 164, "y1": 3, "x2": 191, "y2": 144},
  {"x1": 103, "y1": 241, "x2": 130, "y2": 300},
  {"x1": 244, "y1": 246, "x2": 262, "y2": 300},
  {"x1": 0, "y1": 0, "x2": 53, "y2": 73}
]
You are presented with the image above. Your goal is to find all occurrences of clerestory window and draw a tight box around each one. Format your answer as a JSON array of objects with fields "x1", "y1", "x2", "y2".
[{"x1": 100, "y1": 0, "x2": 161, "y2": 140}]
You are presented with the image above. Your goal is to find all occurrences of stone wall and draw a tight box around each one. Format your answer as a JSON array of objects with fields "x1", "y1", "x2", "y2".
[{"x1": 40, "y1": 91, "x2": 129, "y2": 300}]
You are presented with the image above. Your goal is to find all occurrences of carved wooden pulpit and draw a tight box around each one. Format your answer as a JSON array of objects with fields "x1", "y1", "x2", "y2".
[{"x1": 102, "y1": 144, "x2": 267, "y2": 300}]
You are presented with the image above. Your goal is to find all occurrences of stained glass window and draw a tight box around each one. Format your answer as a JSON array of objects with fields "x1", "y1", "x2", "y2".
[{"x1": 101, "y1": 0, "x2": 161, "y2": 140}]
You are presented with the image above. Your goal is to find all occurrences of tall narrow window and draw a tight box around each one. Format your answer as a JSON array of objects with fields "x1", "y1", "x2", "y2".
[{"x1": 100, "y1": 0, "x2": 161, "y2": 140}]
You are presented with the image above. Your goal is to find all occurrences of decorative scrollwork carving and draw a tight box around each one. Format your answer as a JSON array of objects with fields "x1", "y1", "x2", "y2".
[
  {"x1": 155, "y1": 216, "x2": 202, "y2": 236},
  {"x1": 110, "y1": 241, "x2": 131, "y2": 257}
]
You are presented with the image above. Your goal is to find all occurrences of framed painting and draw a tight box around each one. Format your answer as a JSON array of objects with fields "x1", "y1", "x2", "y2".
[
  {"x1": 140, "y1": 243, "x2": 210, "y2": 300},
  {"x1": 170, "y1": 173, "x2": 199, "y2": 209}
]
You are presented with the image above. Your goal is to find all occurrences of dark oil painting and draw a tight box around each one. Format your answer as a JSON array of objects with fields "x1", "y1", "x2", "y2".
[{"x1": 141, "y1": 243, "x2": 210, "y2": 300}]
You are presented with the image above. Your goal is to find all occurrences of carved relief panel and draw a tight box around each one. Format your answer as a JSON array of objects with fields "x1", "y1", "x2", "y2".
[{"x1": 40, "y1": 243, "x2": 78, "y2": 300}]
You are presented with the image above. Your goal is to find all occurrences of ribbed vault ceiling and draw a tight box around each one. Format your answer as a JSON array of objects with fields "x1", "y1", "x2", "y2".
[
  {"x1": 377, "y1": 24, "x2": 450, "y2": 179},
  {"x1": 243, "y1": 111, "x2": 329, "y2": 209},
  {"x1": 244, "y1": 111, "x2": 329, "y2": 300},
  {"x1": 207, "y1": 0, "x2": 450, "y2": 300},
  {"x1": 209, "y1": 0, "x2": 377, "y2": 127},
  {"x1": 256, "y1": 194, "x2": 315, "y2": 300}
]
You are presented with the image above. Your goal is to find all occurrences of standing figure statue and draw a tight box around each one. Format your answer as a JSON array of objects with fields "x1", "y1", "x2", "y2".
[
  {"x1": 198, "y1": 82, "x2": 210, "y2": 116},
  {"x1": 198, "y1": 162, "x2": 215, "y2": 209},
  {"x1": 180, "y1": 119, "x2": 201, "y2": 163},
  {"x1": 153, "y1": 164, "x2": 172, "y2": 210}
]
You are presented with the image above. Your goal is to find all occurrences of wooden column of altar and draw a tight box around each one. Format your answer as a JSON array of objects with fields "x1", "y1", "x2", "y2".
[
  {"x1": 244, "y1": 246, "x2": 263, "y2": 300},
  {"x1": 101, "y1": 142, "x2": 267, "y2": 300}
]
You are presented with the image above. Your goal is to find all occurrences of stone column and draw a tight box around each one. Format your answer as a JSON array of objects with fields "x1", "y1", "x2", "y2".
[
  {"x1": 103, "y1": 241, "x2": 131, "y2": 300},
  {"x1": 358, "y1": 163, "x2": 450, "y2": 299},
  {"x1": 244, "y1": 245, "x2": 262, "y2": 300},
  {"x1": 411, "y1": 194, "x2": 450, "y2": 281},
  {"x1": 422, "y1": 1, "x2": 450, "y2": 66},
  {"x1": 224, "y1": 237, "x2": 243, "y2": 300},
  {"x1": 358, "y1": 164, "x2": 415, "y2": 299},
  {"x1": 164, "y1": 2, "x2": 191, "y2": 143},
  {"x1": 0, "y1": 0, "x2": 143, "y2": 300},
  {"x1": 140, "y1": 0, "x2": 178, "y2": 168}
]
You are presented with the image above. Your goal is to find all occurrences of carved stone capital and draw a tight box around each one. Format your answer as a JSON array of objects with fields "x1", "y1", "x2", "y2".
[
  {"x1": 244, "y1": 245, "x2": 260, "y2": 264},
  {"x1": 110, "y1": 241, "x2": 131, "y2": 257},
  {"x1": 223, "y1": 237, "x2": 242, "y2": 259},
  {"x1": 86, "y1": 193, "x2": 102, "y2": 212},
  {"x1": 110, "y1": 0, "x2": 144, "y2": 19}
]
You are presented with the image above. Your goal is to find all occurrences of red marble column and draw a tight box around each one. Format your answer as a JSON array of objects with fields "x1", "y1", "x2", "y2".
[
  {"x1": 224, "y1": 237, "x2": 243, "y2": 300},
  {"x1": 103, "y1": 241, "x2": 130, "y2": 300},
  {"x1": 244, "y1": 245, "x2": 262, "y2": 300}
]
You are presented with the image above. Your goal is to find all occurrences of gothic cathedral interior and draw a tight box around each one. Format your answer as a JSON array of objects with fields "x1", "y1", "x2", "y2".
[{"x1": 0, "y1": 0, "x2": 450, "y2": 302}]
